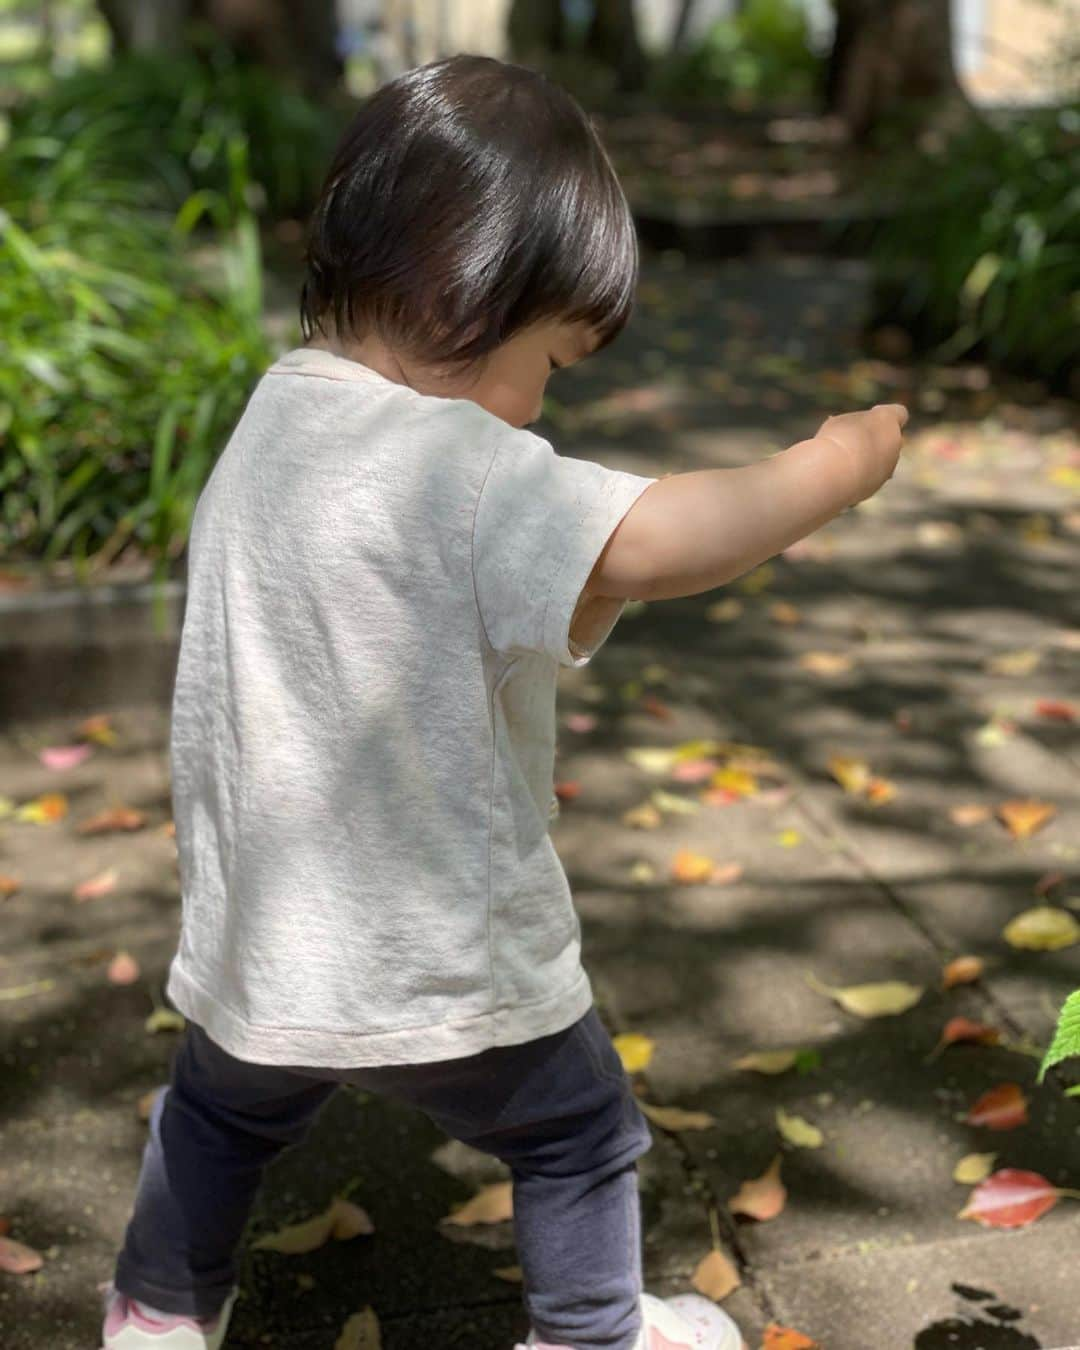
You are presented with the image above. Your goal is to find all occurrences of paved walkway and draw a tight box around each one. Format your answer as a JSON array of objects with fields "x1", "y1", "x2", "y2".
[{"x1": 2, "y1": 257, "x2": 1079, "y2": 1349}]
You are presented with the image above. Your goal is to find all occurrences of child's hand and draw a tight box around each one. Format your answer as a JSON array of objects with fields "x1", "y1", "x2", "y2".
[{"x1": 815, "y1": 403, "x2": 909, "y2": 506}]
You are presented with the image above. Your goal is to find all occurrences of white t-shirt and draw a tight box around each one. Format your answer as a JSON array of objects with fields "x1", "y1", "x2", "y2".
[{"x1": 165, "y1": 346, "x2": 658, "y2": 1067}]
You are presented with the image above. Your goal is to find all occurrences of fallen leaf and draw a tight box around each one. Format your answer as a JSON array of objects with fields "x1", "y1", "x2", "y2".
[
  {"x1": 949, "y1": 803, "x2": 991, "y2": 827},
  {"x1": 709, "y1": 861, "x2": 744, "y2": 885},
  {"x1": 253, "y1": 1198, "x2": 374, "y2": 1253},
  {"x1": 736, "y1": 562, "x2": 774, "y2": 594},
  {"x1": 0, "y1": 1236, "x2": 44, "y2": 1274},
  {"x1": 986, "y1": 649, "x2": 1042, "y2": 677},
  {"x1": 77, "y1": 806, "x2": 146, "y2": 834},
  {"x1": 1002, "y1": 905, "x2": 1080, "y2": 950},
  {"x1": 137, "y1": 1088, "x2": 164, "y2": 1121},
  {"x1": 650, "y1": 789, "x2": 700, "y2": 816},
  {"x1": 1033, "y1": 870, "x2": 1067, "y2": 898},
  {"x1": 0, "y1": 875, "x2": 20, "y2": 900},
  {"x1": 763, "y1": 1325, "x2": 821, "y2": 1349},
  {"x1": 953, "y1": 1152, "x2": 998, "y2": 1184},
  {"x1": 769, "y1": 601, "x2": 802, "y2": 625},
  {"x1": 671, "y1": 849, "x2": 718, "y2": 884},
  {"x1": 639, "y1": 1102, "x2": 717, "y2": 1130},
  {"x1": 78, "y1": 714, "x2": 118, "y2": 746},
  {"x1": 776, "y1": 829, "x2": 802, "y2": 848},
  {"x1": 334, "y1": 1307, "x2": 381, "y2": 1349},
  {"x1": 14, "y1": 792, "x2": 68, "y2": 824},
  {"x1": 145, "y1": 1009, "x2": 185, "y2": 1034},
  {"x1": 613, "y1": 1032, "x2": 655, "y2": 1073},
  {"x1": 925, "y1": 1017, "x2": 1002, "y2": 1062},
  {"x1": 491, "y1": 1265, "x2": 523, "y2": 1283},
  {"x1": 965, "y1": 1082, "x2": 1029, "y2": 1130},
  {"x1": 625, "y1": 747, "x2": 680, "y2": 775},
  {"x1": 776, "y1": 1109, "x2": 823, "y2": 1149},
  {"x1": 957, "y1": 1168, "x2": 1075, "y2": 1228},
  {"x1": 710, "y1": 766, "x2": 758, "y2": 798},
  {"x1": 806, "y1": 971, "x2": 923, "y2": 1017},
  {"x1": 865, "y1": 776, "x2": 898, "y2": 805},
  {"x1": 640, "y1": 695, "x2": 673, "y2": 720},
  {"x1": 996, "y1": 799, "x2": 1057, "y2": 839},
  {"x1": 691, "y1": 1246, "x2": 741, "y2": 1300},
  {"x1": 670, "y1": 758, "x2": 720, "y2": 783},
  {"x1": 705, "y1": 598, "x2": 744, "y2": 623},
  {"x1": 0, "y1": 979, "x2": 56, "y2": 1003},
  {"x1": 553, "y1": 781, "x2": 581, "y2": 802},
  {"x1": 1035, "y1": 699, "x2": 1077, "y2": 722},
  {"x1": 442, "y1": 1182, "x2": 513, "y2": 1227},
  {"x1": 629, "y1": 860, "x2": 656, "y2": 883},
  {"x1": 73, "y1": 868, "x2": 119, "y2": 902},
  {"x1": 729, "y1": 1154, "x2": 786, "y2": 1221},
  {"x1": 798, "y1": 651, "x2": 853, "y2": 676},
  {"x1": 941, "y1": 955, "x2": 985, "y2": 988},
  {"x1": 39, "y1": 744, "x2": 93, "y2": 770},
  {"x1": 622, "y1": 802, "x2": 662, "y2": 829},
  {"x1": 106, "y1": 951, "x2": 140, "y2": 985},
  {"x1": 732, "y1": 1049, "x2": 799, "y2": 1075},
  {"x1": 565, "y1": 713, "x2": 597, "y2": 733}
]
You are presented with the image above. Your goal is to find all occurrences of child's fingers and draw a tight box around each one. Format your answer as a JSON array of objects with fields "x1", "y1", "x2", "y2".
[{"x1": 873, "y1": 402, "x2": 909, "y2": 428}]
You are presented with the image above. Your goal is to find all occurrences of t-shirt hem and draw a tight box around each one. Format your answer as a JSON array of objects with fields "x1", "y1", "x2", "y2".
[{"x1": 165, "y1": 958, "x2": 595, "y2": 1069}]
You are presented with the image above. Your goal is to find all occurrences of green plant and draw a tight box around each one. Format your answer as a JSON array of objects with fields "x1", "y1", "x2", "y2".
[
  {"x1": 650, "y1": 0, "x2": 822, "y2": 105},
  {"x1": 1040, "y1": 990, "x2": 1080, "y2": 1095},
  {"x1": 848, "y1": 102, "x2": 1080, "y2": 388}
]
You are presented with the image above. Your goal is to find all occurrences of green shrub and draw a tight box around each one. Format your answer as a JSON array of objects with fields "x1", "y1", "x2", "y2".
[
  {"x1": 650, "y1": 0, "x2": 822, "y2": 105},
  {"x1": 852, "y1": 103, "x2": 1080, "y2": 388},
  {"x1": 0, "y1": 120, "x2": 271, "y2": 582}
]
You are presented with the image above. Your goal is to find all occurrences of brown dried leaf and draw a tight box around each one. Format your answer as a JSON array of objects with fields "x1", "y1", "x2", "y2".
[
  {"x1": 691, "y1": 1246, "x2": 741, "y2": 1300},
  {"x1": 442, "y1": 1181, "x2": 513, "y2": 1227}
]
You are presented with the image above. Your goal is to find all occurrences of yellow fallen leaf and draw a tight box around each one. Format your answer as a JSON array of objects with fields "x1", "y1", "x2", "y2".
[
  {"x1": 614, "y1": 1032, "x2": 655, "y2": 1073},
  {"x1": 776, "y1": 1109, "x2": 824, "y2": 1148},
  {"x1": 625, "y1": 748, "x2": 680, "y2": 775},
  {"x1": 805, "y1": 971, "x2": 923, "y2": 1017},
  {"x1": 623, "y1": 802, "x2": 662, "y2": 829},
  {"x1": 736, "y1": 562, "x2": 774, "y2": 594},
  {"x1": 732, "y1": 1049, "x2": 799, "y2": 1075},
  {"x1": 443, "y1": 1181, "x2": 513, "y2": 1227},
  {"x1": 949, "y1": 804, "x2": 991, "y2": 827},
  {"x1": 672, "y1": 739, "x2": 727, "y2": 762},
  {"x1": 953, "y1": 1152, "x2": 998, "y2": 1184},
  {"x1": 1002, "y1": 905, "x2": 1080, "y2": 951},
  {"x1": 1048, "y1": 464, "x2": 1080, "y2": 491},
  {"x1": 0, "y1": 796, "x2": 16, "y2": 819},
  {"x1": 986, "y1": 649, "x2": 1042, "y2": 676},
  {"x1": 799, "y1": 651, "x2": 853, "y2": 676},
  {"x1": 865, "y1": 776, "x2": 898, "y2": 805},
  {"x1": 334, "y1": 1307, "x2": 381, "y2": 1349},
  {"x1": 996, "y1": 799, "x2": 1057, "y2": 839},
  {"x1": 78, "y1": 713, "x2": 118, "y2": 746},
  {"x1": 629, "y1": 860, "x2": 656, "y2": 883},
  {"x1": 710, "y1": 766, "x2": 758, "y2": 797},
  {"x1": 144, "y1": 1009, "x2": 186, "y2": 1034},
  {"x1": 691, "y1": 1246, "x2": 741, "y2": 1300},
  {"x1": 491, "y1": 1265, "x2": 523, "y2": 1283},
  {"x1": 828, "y1": 755, "x2": 871, "y2": 794},
  {"x1": 776, "y1": 829, "x2": 802, "y2": 848},
  {"x1": 638, "y1": 1101, "x2": 717, "y2": 1130},
  {"x1": 705, "y1": 598, "x2": 744, "y2": 623}
]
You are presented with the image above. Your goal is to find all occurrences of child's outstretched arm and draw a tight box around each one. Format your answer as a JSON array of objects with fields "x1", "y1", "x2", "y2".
[{"x1": 584, "y1": 404, "x2": 908, "y2": 604}]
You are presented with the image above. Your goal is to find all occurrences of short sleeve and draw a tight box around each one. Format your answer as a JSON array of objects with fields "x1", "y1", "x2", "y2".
[{"x1": 472, "y1": 430, "x2": 658, "y2": 668}]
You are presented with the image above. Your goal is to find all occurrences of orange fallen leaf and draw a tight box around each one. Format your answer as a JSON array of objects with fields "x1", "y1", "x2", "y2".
[
  {"x1": 798, "y1": 651, "x2": 853, "y2": 676},
  {"x1": 0, "y1": 1235, "x2": 44, "y2": 1274},
  {"x1": 769, "y1": 601, "x2": 801, "y2": 625},
  {"x1": 553, "y1": 781, "x2": 581, "y2": 801},
  {"x1": 965, "y1": 1082, "x2": 1029, "y2": 1131},
  {"x1": 996, "y1": 799, "x2": 1056, "y2": 839},
  {"x1": 641, "y1": 695, "x2": 674, "y2": 720},
  {"x1": 671, "y1": 849, "x2": 718, "y2": 884},
  {"x1": 622, "y1": 802, "x2": 662, "y2": 829},
  {"x1": 443, "y1": 1181, "x2": 513, "y2": 1227},
  {"x1": 73, "y1": 868, "x2": 119, "y2": 903},
  {"x1": 0, "y1": 875, "x2": 20, "y2": 900},
  {"x1": 77, "y1": 806, "x2": 147, "y2": 834},
  {"x1": 14, "y1": 792, "x2": 68, "y2": 824},
  {"x1": 763, "y1": 1325, "x2": 821, "y2": 1349},
  {"x1": 941, "y1": 955, "x2": 985, "y2": 989},
  {"x1": 137, "y1": 1088, "x2": 164, "y2": 1121},
  {"x1": 865, "y1": 775, "x2": 897, "y2": 805},
  {"x1": 670, "y1": 758, "x2": 720, "y2": 783},
  {"x1": 957, "y1": 1168, "x2": 1080, "y2": 1228},
  {"x1": 728, "y1": 1153, "x2": 786, "y2": 1221},
  {"x1": 690, "y1": 1246, "x2": 741, "y2": 1300},
  {"x1": 253, "y1": 1198, "x2": 374, "y2": 1253},
  {"x1": 709, "y1": 861, "x2": 745, "y2": 885}
]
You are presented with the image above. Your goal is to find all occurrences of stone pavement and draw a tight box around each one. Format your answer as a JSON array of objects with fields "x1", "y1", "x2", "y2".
[{"x1": 1, "y1": 256, "x2": 1079, "y2": 1349}]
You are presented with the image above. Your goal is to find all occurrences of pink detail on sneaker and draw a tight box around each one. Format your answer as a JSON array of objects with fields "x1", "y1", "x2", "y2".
[
  {"x1": 104, "y1": 1287, "x2": 217, "y2": 1338},
  {"x1": 648, "y1": 1330, "x2": 693, "y2": 1350}
]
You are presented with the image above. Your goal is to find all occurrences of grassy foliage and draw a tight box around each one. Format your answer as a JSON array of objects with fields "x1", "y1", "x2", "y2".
[{"x1": 855, "y1": 103, "x2": 1080, "y2": 389}]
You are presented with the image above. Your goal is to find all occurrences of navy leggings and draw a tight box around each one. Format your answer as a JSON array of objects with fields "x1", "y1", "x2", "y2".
[{"x1": 113, "y1": 1005, "x2": 654, "y2": 1349}]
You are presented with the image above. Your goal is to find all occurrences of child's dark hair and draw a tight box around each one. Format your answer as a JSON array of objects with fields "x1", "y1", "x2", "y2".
[{"x1": 299, "y1": 54, "x2": 638, "y2": 371}]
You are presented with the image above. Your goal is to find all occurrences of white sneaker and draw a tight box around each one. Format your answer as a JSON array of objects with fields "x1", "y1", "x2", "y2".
[
  {"x1": 517, "y1": 1289, "x2": 747, "y2": 1350},
  {"x1": 99, "y1": 1280, "x2": 238, "y2": 1349}
]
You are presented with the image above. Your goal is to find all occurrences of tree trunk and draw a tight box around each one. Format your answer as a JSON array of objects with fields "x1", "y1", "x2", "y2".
[
  {"x1": 96, "y1": 0, "x2": 342, "y2": 95},
  {"x1": 585, "y1": 0, "x2": 648, "y2": 93},
  {"x1": 825, "y1": 0, "x2": 978, "y2": 144},
  {"x1": 670, "y1": 0, "x2": 698, "y2": 51},
  {"x1": 507, "y1": 0, "x2": 565, "y2": 63}
]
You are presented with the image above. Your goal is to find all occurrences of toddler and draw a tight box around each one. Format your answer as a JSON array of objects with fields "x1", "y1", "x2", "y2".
[{"x1": 100, "y1": 53, "x2": 905, "y2": 1350}]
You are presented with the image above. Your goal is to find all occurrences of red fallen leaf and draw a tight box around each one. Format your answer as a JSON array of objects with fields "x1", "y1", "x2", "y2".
[
  {"x1": 0, "y1": 1217, "x2": 10, "y2": 1235},
  {"x1": 72, "y1": 868, "x2": 119, "y2": 903},
  {"x1": 640, "y1": 695, "x2": 673, "y2": 720},
  {"x1": 0, "y1": 1235, "x2": 44, "y2": 1274},
  {"x1": 1035, "y1": 699, "x2": 1077, "y2": 722},
  {"x1": 957, "y1": 1168, "x2": 1074, "y2": 1229},
  {"x1": 553, "y1": 781, "x2": 582, "y2": 801},
  {"x1": 926, "y1": 1017, "x2": 1002, "y2": 1062},
  {"x1": 77, "y1": 806, "x2": 146, "y2": 834},
  {"x1": 670, "y1": 758, "x2": 719, "y2": 783},
  {"x1": 965, "y1": 1082, "x2": 1029, "y2": 1130},
  {"x1": 763, "y1": 1323, "x2": 821, "y2": 1348},
  {"x1": 1034, "y1": 870, "x2": 1067, "y2": 898},
  {"x1": 700, "y1": 786, "x2": 740, "y2": 807},
  {"x1": 941, "y1": 954, "x2": 985, "y2": 989}
]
